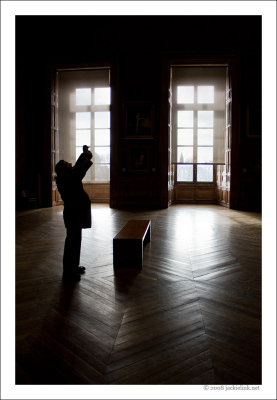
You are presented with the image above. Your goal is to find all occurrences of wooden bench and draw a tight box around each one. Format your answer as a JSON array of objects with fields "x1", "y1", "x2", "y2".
[{"x1": 113, "y1": 220, "x2": 151, "y2": 268}]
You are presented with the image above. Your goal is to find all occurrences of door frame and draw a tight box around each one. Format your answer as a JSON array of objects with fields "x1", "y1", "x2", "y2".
[
  {"x1": 50, "y1": 64, "x2": 112, "y2": 206},
  {"x1": 161, "y1": 55, "x2": 240, "y2": 208}
]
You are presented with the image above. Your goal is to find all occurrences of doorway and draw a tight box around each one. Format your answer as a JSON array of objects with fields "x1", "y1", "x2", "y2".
[
  {"x1": 51, "y1": 68, "x2": 111, "y2": 206},
  {"x1": 168, "y1": 65, "x2": 231, "y2": 206}
]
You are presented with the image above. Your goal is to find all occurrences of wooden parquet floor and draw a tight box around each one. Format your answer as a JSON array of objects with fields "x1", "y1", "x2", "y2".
[{"x1": 16, "y1": 204, "x2": 261, "y2": 385}]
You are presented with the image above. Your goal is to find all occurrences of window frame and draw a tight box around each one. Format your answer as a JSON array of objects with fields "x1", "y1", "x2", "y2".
[
  {"x1": 74, "y1": 87, "x2": 111, "y2": 183},
  {"x1": 173, "y1": 84, "x2": 219, "y2": 185}
]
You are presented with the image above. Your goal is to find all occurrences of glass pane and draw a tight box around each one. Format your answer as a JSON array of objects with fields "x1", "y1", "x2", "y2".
[
  {"x1": 198, "y1": 147, "x2": 213, "y2": 163},
  {"x1": 198, "y1": 129, "x2": 213, "y2": 145},
  {"x1": 76, "y1": 112, "x2": 91, "y2": 129},
  {"x1": 95, "y1": 164, "x2": 110, "y2": 181},
  {"x1": 76, "y1": 129, "x2": 91, "y2": 147},
  {"x1": 197, "y1": 165, "x2": 213, "y2": 182},
  {"x1": 177, "y1": 165, "x2": 193, "y2": 182},
  {"x1": 83, "y1": 168, "x2": 92, "y2": 181},
  {"x1": 76, "y1": 88, "x2": 91, "y2": 106},
  {"x1": 177, "y1": 146, "x2": 193, "y2": 163},
  {"x1": 198, "y1": 111, "x2": 213, "y2": 128},
  {"x1": 95, "y1": 147, "x2": 110, "y2": 163},
  {"x1": 94, "y1": 87, "x2": 111, "y2": 105},
  {"x1": 177, "y1": 86, "x2": 194, "y2": 104},
  {"x1": 197, "y1": 86, "x2": 214, "y2": 103},
  {"x1": 177, "y1": 111, "x2": 193, "y2": 128},
  {"x1": 177, "y1": 129, "x2": 193, "y2": 145},
  {"x1": 95, "y1": 129, "x2": 110, "y2": 146},
  {"x1": 76, "y1": 146, "x2": 83, "y2": 161},
  {"x1": 95, "y1": 111, "x2": 110, "y2": 128}
]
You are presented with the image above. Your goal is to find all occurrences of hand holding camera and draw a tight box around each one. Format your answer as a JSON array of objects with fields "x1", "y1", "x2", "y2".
[{"x1": 83, "y1": 145, "x2": 93, "y2": 160}]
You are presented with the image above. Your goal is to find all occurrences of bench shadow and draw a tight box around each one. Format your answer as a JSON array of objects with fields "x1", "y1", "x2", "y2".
[{"x1": 113, "y1": 267, "x2": 141, "y2": 294}]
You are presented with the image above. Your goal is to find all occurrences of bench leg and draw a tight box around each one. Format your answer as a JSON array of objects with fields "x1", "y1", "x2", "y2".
[
  {"x1": 113, "y1": 239, "x2": 143, "y2": 268},
  {"x1": 144, "y1": 224, "x2": 151, "y2": 244}
]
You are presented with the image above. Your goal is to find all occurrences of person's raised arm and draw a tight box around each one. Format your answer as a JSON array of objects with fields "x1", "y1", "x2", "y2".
[{"x1": 74, "y1": 145, "x2": 93, "y2": 179}]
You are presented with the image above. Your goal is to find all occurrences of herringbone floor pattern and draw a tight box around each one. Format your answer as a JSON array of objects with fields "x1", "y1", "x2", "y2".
[{"x1": 16, "y1": 204, "x2": 261, "y2": 384}]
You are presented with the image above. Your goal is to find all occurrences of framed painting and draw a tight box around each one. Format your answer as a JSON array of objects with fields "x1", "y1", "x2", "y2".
[
  {"x1": 129, "y1": 145, "x2": 150, "y2": 173},
  {"x1": 125, "y1": 102, "x2": 154, "y2": 139}
]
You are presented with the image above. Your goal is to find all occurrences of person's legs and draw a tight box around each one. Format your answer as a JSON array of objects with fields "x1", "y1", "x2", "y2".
[{"x1": 63, "y1": 226, "x2": 82, "y2": 280}]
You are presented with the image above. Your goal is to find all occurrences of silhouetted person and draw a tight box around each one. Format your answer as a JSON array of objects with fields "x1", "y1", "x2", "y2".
[{"x1": 55, "y1": 145, "x2": 93, "y2": 281}]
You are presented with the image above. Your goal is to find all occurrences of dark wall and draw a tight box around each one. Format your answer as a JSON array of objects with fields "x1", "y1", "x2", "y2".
[{"x1": 16, "y1": 16, "x2": 261, "y2": 210}]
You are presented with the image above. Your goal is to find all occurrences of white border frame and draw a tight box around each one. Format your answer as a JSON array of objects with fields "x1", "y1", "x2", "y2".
[{"x1": 1, "y1": 2, "x2": 276, "y2": 399}]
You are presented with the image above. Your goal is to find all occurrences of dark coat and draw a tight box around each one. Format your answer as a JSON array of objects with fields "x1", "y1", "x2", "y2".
[{"x1": 56, "y1": 153, "x2": 92, "y2": 229}]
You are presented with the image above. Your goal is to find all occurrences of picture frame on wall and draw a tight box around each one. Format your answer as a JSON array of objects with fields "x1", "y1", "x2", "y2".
[
  {"x1": 129, "y1": 145, "x2": 150, "y2": 173},
  {"x1": 125, "y1": 102, "x2": 154, "y2": 139}
]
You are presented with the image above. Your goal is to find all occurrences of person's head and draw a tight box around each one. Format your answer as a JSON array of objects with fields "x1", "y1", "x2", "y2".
[{"x1": 55, "y1": 160, "x2": 72, "y2": 176}]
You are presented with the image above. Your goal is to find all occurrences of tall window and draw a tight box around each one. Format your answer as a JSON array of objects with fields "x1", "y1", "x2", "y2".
[
  {"x1": 171, "y1": 67, "x2": 226, "y2": 183},
  {"x1": 58, "y1": 68, "x2": 110, "y2": 182},
  {"x1": 75, "y1": 87, "x2": 111, "y2": 181}
]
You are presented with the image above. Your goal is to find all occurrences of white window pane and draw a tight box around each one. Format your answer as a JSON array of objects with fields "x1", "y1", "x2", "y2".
[
  {"x1": 95, "y1": 129, "x2": 110, "y2": 146},
  {"x1": 198, "y1": 147, "x2": 213, "y2": 163},
  {"x1": 177, "y1": 165, "x2": 193, "y2": 182},
  {"x1": 95, "y1": 112, "x2": 110, "y2": 128},
  {"x1": 95, "y1": 164, "x2": 110, "y2": 181},
  {"x1": 76, "y1": 88, "x2": 91, "y2": 106},
  {"x1": 177, "y1": 129, "x2": 193, "y2": 145},
  {"x1": 94, "y1": 87, "x2": 111, "y2": 105},
  {"x1": 177, "y1": 86, "x2": 194, "y2": 104},
  {"x1": 197, "y1": 86, "x2": 214, "y2": 103},
  {"x1": 83, "y1": 169, "x2": 92, "y2": 181},
  {"x1": 95, "y1": 147, "x2": 110, "y2": 163},
  {"x1": 76, "y1": 129, "x2": 91, "y2": 147},
  {"x1": 198, "y1": 129, "x2": 213, "y2": 145},
  {"x1": 197, "y1": 165, "x2": 213, "y2": 182},
  {"x1": 76, "y1": 146, "x2": 82, "y2": 161},
  {"x1": 76, "y1": 112, "x2": 91, "y2": 129},
  {"x1": 177, "y1": 146, "x2": 193, "y2": 163},
  {"x1": 177, "y1": 111, "x2": 193, "y2": 128},
  {"x1": 198, "y1": 111, "x2": 214, "y2": 128}
]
